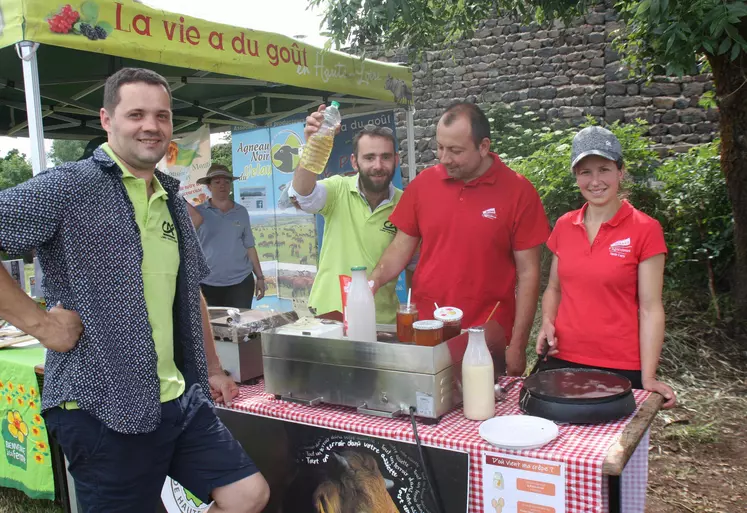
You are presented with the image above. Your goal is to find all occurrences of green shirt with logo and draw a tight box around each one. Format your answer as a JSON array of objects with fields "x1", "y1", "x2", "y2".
[
  {"x1": 102, "y1": 144, "x2": 185, "y2": 403},
  {"x1": 310, "y1": 174, "x2": 402, "y2": 324}
]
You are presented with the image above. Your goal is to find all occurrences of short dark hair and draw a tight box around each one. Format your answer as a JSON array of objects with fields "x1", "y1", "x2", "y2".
[
  {"x1": 441, "y1": 102, "x2": 491, "y2": 148},
  {"x1": 103, "y1": 68, "x2": 172, "y2": 112},
  {"x1": 352, "y1": 125, "x2": 396, "y2": 157}
]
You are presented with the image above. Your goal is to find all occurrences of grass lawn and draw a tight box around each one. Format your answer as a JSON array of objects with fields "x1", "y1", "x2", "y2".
[{"x1": 0, "y1": 487, "x2": 61, "y2": 513}]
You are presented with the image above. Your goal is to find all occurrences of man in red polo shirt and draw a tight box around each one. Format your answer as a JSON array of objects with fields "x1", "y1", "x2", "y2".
[{"x1": 370, "y1": 102, "x2": 550, "y2": 375}]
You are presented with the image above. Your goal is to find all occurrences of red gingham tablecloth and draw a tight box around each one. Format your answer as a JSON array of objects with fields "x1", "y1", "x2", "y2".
[{"x1": 225, "y1": 377, "x2": 651, "y2": 513}]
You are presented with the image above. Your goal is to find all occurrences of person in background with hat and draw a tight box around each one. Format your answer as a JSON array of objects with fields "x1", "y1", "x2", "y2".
[
  {"x1": 187, "y1": 164, "x2": 265, "y2": 308},
  {"x1": 535, "y1": 126, "x2": 676, "y2": 409}
]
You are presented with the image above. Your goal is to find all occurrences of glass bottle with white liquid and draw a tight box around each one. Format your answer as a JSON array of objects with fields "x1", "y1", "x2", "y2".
[
  {"x1": 462, "y1": 326, "x2": 495, "y2": 420},
  {"x1": 345, "y1": 266, "x2": 377, "y2": 342}
]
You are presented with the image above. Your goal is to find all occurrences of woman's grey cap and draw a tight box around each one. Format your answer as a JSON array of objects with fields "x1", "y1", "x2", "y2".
[{"x1": 571, "y1": 126, "x2": 623, "y2": 169}]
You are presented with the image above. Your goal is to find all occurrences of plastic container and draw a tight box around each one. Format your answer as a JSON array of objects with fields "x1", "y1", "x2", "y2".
[
  {"x1": 396, "y1": 304, "x2": 418, "y2": 343},
  {"x1": 462, "y1": 326, "x2": 495, "y2": 420},
  {"x1": 433, "y1": 306, "x2": 463, "y2": 341},
  {"x1": 299, "y1": 101, "x2": 341, "y2": 174},
  {"x1": 345, "y1": 266, "x2": 377, "y2": 342},
  {"x1": 413, "y1": 320, "x2": 443, "y2": 347}
]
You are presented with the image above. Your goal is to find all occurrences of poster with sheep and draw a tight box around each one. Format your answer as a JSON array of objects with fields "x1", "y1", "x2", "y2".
[{"x1": 233, "y1": 120, "x2": 318, "y2": 299}]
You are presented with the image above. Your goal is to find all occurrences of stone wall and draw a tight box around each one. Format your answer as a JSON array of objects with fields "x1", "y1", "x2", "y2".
[{"x1": 371, "y1": 1, "x2": 719, "y2": 179}]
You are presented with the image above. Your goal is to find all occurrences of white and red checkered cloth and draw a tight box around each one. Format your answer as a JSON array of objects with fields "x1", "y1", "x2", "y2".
[{"x1": 226, "y1": 377, "x2": 651, "y2": 513}]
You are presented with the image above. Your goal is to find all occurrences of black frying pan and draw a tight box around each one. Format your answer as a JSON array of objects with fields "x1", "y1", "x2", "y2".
[{"x1": 519, "y1": 341, "x2": 636, "y2": 424}]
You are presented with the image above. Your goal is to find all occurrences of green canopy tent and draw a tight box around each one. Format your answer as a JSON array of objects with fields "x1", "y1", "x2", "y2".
[{"x1": 0, "y1": 0, "x2": 415, "y2": 176}]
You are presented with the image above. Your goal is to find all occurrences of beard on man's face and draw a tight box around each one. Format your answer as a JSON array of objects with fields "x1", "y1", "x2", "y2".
[{"x1": 358, "y1": 168, "x2": 394, "y2": 194}]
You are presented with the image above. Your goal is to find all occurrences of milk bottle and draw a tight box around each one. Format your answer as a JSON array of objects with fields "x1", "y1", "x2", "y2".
[
  {"x1": 346, "y1": 266, "x2": 377, "y2": 342},
  {"x1": 462, "y1": 326, "x2": 495, "y2": 420}
]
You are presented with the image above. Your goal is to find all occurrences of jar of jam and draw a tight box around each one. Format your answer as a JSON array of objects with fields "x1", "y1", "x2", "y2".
[
  {"x1": 396, "y1": 304, "x2": 418, "y2": 343},
  {"x1": 413, "y1": 320, "x2": 444, "y2": 347},
  {"x1": 433, "y1": 307, "x2": 463, "y2": 341}
]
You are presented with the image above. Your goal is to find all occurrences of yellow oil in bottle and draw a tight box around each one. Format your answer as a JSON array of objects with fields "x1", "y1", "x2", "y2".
[{"x1": 299, "y1": 134, "x2": 335, "y2": 175}]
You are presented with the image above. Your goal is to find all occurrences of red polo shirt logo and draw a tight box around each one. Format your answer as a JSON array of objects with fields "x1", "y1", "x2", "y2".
[
  {"x1": 609, "y1": 237, "x2": 631, "y2": 258},
  {"x1": 482, "y1": 208, "x2": 497, "y2": 220}
]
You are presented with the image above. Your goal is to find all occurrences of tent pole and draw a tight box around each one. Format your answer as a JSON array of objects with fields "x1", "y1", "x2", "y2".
[
  {"x1": 406, "y1": 107, "x2": 416, "y2": 184},
  {"x1": 16, "y1": 41, "x2": 47, "y2": 175}
]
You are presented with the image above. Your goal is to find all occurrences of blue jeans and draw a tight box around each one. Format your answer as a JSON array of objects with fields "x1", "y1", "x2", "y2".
[{"x1": 44, "y1": 384, "x2": 258, "y2": 512}]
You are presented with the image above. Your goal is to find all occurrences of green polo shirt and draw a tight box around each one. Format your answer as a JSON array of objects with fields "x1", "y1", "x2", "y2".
[
  {"x1": 102, "y1": 144, "x2": 185, "y2": 403},
  {"x1": 62, "y1": 146, "x2": 185, "y2": 409},
  {"x1": 309, "y1": 175, "x2": 402, "y2": 324}
]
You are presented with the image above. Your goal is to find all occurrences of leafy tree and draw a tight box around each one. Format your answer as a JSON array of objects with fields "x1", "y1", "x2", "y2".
[
  {"x1": 48, "y1": 139, "x2": 87, "y2": 166},
  {"x1": 309, "y1": 0, "x2": 587, "y2": 51},
  {"x1": 311, "y1": 0, "x2": 747, "y2": 321},
  {"x1": 488, "y1": 106, "x2": 559, "y2": 160},
  {"x1": 211, "y1": 133, "x2": 233, "y2": 199},
  {"x1": 657, "y1": 141, "x2": 733, "y2": 319},
  {"x1": 0, "y1": 149, "x2": 33, "y2": 191},
  {"x1": 0, "y1": 151, "x2": 35, "y2": 264},
  {"x1": 212, "y1": 137, "x2": 233, "y2": 172}
]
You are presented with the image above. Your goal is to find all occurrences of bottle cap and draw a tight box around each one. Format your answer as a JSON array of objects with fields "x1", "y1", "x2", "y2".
[
  {"x1": 434, "y1": 307, "x2": 463, "y2": 322},
  {"x1": 331, "y1": 101, "x2": 340, "y2": 108},
  {"x1": 467, "y1": 326, "x2": 485, "y2": 333},
  {"x1": 413, "y1": 320, "x2": 444, "y2": 331},
  {"x1": 351, "y1": 266, "x2": 367, "y2": 271}
]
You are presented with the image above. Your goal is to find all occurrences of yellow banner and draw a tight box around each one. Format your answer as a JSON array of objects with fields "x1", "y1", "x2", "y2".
[
  {"x1": 0, "y1": 0, "x2": 25, "y2": 50},
  {"x1": 12, "y1": 0, "x2": 412, "y2": 104}
]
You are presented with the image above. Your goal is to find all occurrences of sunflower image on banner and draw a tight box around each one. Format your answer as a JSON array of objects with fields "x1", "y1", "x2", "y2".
[
  {"x1": 158, "y1": 125, "x2": 212, "y2": 205},
  {"x1": 0, "y1": 350, "x2": 54, "y2": 500}
]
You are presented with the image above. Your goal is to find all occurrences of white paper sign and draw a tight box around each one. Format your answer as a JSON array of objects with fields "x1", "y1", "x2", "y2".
[
  {"x1": 482, "y1": 452, "x2": 566, "y2": 513},
  {"x1": 157, "y1": 125, "x2": 212, "y2": 205}
]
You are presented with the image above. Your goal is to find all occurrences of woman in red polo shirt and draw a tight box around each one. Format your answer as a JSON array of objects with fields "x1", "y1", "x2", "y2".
[{"x1": 536, "y1": 126, "x2": 676, "y2": 409}]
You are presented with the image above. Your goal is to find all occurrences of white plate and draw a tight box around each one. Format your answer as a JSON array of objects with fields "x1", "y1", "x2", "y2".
[{"x1": 479, "y1": 415, "x2": 559, "y2": 450}]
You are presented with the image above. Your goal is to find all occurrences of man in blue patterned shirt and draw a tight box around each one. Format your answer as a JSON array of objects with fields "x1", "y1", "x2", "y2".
[{"x1": 0, "y1": 68, "x2": 269, "y2": 512}]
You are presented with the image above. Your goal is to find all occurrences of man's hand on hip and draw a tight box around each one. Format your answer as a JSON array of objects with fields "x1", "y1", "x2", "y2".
[{"x1": 37, "y1": 303, "x2": 83, "y2": 353}]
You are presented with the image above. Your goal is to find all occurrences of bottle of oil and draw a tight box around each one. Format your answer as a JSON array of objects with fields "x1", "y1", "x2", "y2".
[{"x1": 299, "y1": 101, "x2": 341, "y2": 174}]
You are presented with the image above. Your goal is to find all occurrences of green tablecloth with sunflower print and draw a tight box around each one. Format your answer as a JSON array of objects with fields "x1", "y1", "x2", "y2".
[{"x1": 0, "y1": 346, "x2": 53, "y2": 500}]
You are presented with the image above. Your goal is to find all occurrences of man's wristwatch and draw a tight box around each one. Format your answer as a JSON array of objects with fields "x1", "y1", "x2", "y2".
[{"x1": 255, "y1": 275, "x2": 265, "y2": 280}]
